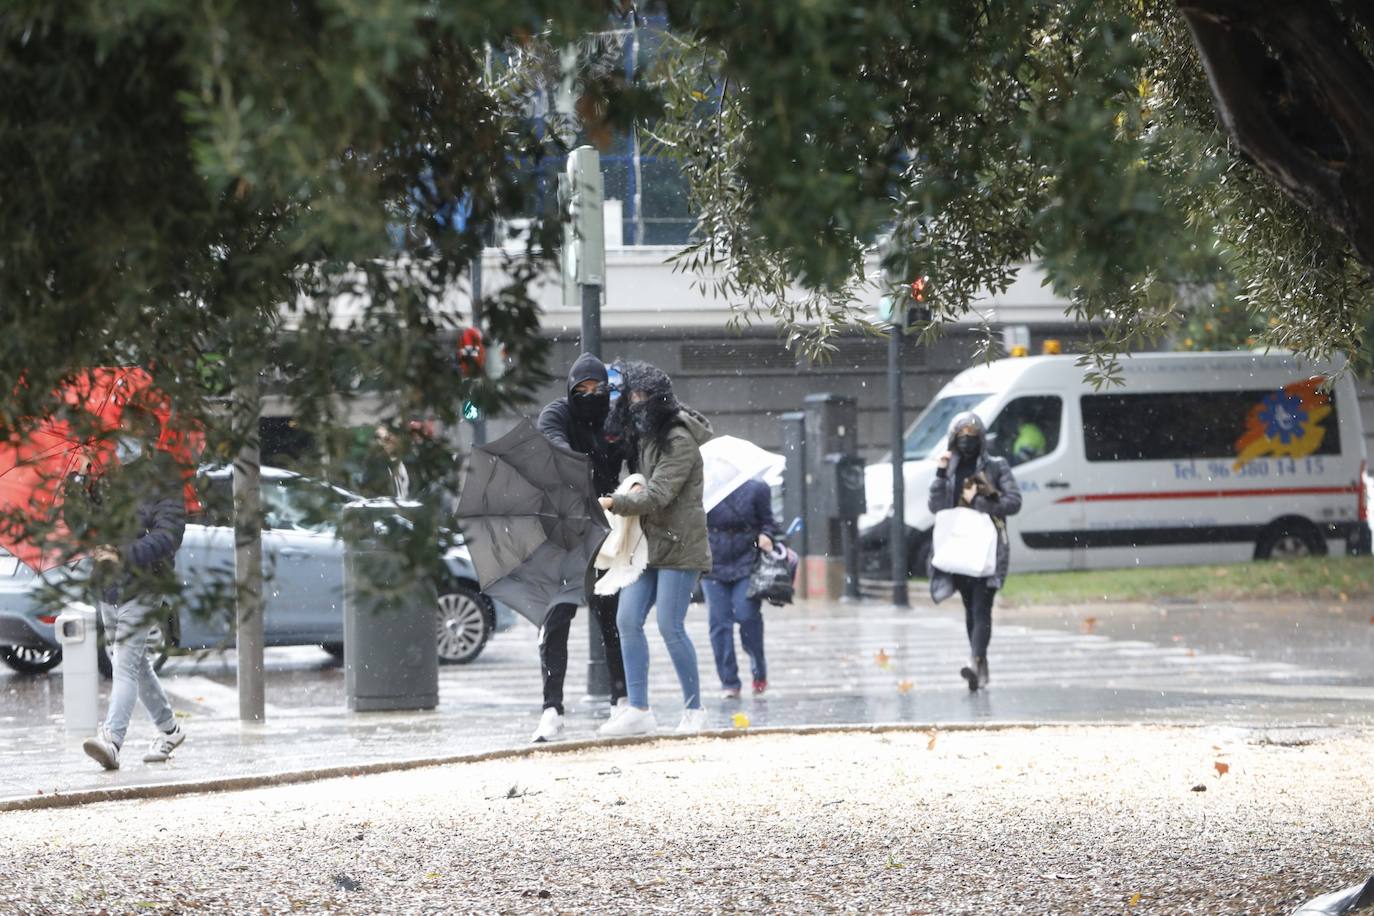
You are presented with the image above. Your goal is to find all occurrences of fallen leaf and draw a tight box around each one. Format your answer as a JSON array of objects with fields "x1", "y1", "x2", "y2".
[
  {"x1": 424, "y1": 872, "x2": 441, "y2": 880},
  {"x1": 896, "y1": 679, "x2": 914, "y2": 694},
  {"x1": 1339, "y1": 592, "x2": 1349, "y2": 603},
  {"x1": 926, "y1": 732, "x2": 938, "y2": 751},
  {"x1": 1191, "y1": 784, "x2": 1207, "y2": 792},
  {"x1": 875, "y1": 648, "x2": 891, "y2": 669},
  {"x1": 1081, "y1": 616, "x2": 1098, "y2": 634},
  {"x1": 1214, "y1": 761, "x2": 1230, "y2": 776},
  {"x1": 1369, "y1": 615, "x2": 1374, "y2": 625},
  {"x1": 731, "y1": 712, "x2": 751, "y2": 729},
  {"x1": 1185, "y1": 649, "x2": 1196, "y2": 657},
  {"x1": 1129, "y1": 892, "x2": 1142, "y2": 907}
]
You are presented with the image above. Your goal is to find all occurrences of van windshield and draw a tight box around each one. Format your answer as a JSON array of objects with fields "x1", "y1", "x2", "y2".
[{"x1": 904, "y1": 394, "x2": 991, "y2": 459}]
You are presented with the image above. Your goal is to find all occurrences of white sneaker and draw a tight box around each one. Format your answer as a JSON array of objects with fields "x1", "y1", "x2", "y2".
[
  {"x1": 675, "y1": 708, "x2": 710, "y2": 734},
  {"x1": 606, "y1": 697, "x2": 630, "y2": 720},
  {"x1": 143, "y1": 723, "x2": 186, "y2": 763},
  {"x1": 598, "y1": 706, "x2": 657, "y2": 737},
  {"x1": 82, "y1": 727, "x2": 120, "y2": 771},
  {"x1": 531, "y1": 708, "x2": 564, "y2": 743}
]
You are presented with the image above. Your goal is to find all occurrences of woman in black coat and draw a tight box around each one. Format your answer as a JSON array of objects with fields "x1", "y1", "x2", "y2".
[
  {"x1": 928, "y1": 411, "x2": 1022, "y2": 691},
  {"x1": 702, "y1": 478, "x2": 777, "y2": 698}
]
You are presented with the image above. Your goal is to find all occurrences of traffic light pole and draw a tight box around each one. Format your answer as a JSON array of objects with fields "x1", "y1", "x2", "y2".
[
  {"x1": 889, "y1": 320, "x2": 910, "y2": 608},
  {"x1": 469, "y1": 254, "x2": 487, "y2": 447},
  {"x1": 580, "y1": 279, "x2": 610, "y2": 700}
]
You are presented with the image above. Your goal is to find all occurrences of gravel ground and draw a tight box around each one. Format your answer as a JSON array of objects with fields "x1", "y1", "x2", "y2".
[{"x1": 2, "y1": 726, "x2": 1371, "y2": 914}]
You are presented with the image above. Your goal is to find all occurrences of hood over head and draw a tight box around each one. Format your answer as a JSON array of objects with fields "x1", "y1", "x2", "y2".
[
  {"x1": 567, "y1": 352, "x2": 609, "y2": 397},
  {"x1": 946, "y1": 411, "x2": 987, "y2": 450}
]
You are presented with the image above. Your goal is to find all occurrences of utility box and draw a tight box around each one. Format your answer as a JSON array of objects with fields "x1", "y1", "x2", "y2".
[
  {"x1": 802, "y1": 394, "x2": 859, "y2": 600},
  {"x1": 827, "y1": 453, "x2": 868, "y2": 518},
  {"x1": 55, "y1": 602, "x2": 99, "y2": 734},
  {"x1": 341, "y1": 502, "x2": 439, "y2": 712}
]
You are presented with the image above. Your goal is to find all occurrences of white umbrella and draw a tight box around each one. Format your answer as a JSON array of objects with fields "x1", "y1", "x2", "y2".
[{"x1": 700, "y1": 435, "x2": 786, "y2": 513}]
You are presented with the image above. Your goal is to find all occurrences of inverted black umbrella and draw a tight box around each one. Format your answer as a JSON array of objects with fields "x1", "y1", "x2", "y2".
[{"x1": 455, "y1": 419, "x2": 611, "y2": 628}]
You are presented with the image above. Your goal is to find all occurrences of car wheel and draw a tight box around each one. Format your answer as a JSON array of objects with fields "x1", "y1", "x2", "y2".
[
  {"x1": 0, "y1": 645, "x2": 64, "y2": 675},
  {"x1": 97, "y1": 616, "x2": 171, "y2": 679},
  {"x1": 435, "y1": 584, "x2": 492, "y2": 665},
  {"x1": 1255, "y1": 521, "x2": 1326, "y2": 560}
]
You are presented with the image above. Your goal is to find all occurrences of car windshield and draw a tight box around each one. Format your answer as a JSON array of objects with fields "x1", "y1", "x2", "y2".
[
  {"x1": 261, "y1": 477, "x2": 364, "y2": 534},
  {"x1": 903, "y1": 394, "x2": 992, "y2": 459}
]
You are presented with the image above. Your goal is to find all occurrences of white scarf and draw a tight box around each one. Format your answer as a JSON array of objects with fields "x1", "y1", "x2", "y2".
[{"x1": 594, "y1": 474, "x2": 649, "y2": 595}]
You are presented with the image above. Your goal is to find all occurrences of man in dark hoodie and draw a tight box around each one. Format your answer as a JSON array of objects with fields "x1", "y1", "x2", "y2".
[
  {"x1": 76, "y1": 403, "x2": 188, "y2": 770},
  {"x1": 531, "y1": 353, "x2": 632, "y2": 742}
]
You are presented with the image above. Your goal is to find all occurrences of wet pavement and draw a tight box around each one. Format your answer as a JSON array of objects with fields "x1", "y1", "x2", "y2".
[{"x1": 1, "y1": 595, "x2": 1372, "y2": 806}]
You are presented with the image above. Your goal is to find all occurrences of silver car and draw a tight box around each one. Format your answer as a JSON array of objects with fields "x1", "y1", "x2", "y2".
[{"x1": 0, "y1": 466, "x2": 516, "y2": 675}]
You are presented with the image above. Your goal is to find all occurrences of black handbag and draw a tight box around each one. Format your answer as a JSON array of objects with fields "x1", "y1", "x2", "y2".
[{"x1": 747, "y1": 543, "x2": 797, "y2": 606}]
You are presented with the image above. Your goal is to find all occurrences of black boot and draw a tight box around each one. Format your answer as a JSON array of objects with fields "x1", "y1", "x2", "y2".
[
  {"x1": 959, "y1": 659, "x2": 979, "y2": 692},
  {"x1": 976, "y1": 656, "x2": 989, "y2": 688}
]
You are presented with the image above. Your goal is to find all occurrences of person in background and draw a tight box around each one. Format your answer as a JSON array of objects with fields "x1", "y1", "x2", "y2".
[
  {"x1": 597, "y1": 362, "x2": 713, "y2": 737},
  {"x1": 74, "y1": 402, "x2": 188, "y2": 770},
  {"x1": 531, "y1": 353, "x2": 633, "y2": 742},
  {"x1": 928, "y1": 412, "x2": 1021, "y2": 692},
  {"x1": 703, "y1": 477, "x2": 776, "y2": 699},
  {"x1": 1011, "y1": 419, "x2": 1047, "y2": 464},
  {"x1": 363, "y1": 423, "x2": 412, "y2": 500}
]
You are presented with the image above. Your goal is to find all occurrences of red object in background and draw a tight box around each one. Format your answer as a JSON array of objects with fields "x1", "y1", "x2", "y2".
[
  {"x1": 910, "y1": 277, "x2": 926, "y2": 302},
  {"x1": 457, "y1": 327, "x2": 486, "y2": 377},
  {"x1": 0, "y1": 368, "x2": 205, "y2": 571}
]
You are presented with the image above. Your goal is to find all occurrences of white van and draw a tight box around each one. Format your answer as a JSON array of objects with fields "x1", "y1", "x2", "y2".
[{"x1": 859, "y1": 351, "x2": 1371, "y2": 576}]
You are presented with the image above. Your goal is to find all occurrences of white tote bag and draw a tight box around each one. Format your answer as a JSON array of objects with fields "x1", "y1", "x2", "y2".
[{"x1": 930, "y1": 507, "x2": 998, "y2": 578}]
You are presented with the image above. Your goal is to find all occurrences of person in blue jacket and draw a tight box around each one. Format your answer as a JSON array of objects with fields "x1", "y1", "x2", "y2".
[{"x1": 702, "y1": 477, "x2": 777, "y2": 698}]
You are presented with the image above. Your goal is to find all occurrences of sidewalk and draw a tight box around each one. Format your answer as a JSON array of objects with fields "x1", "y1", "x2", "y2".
[
  {"x1": 2, "y1": 596, "x2": 1371, "y2": 809},
  {"x1": 4, "y1": 726, "x2": 1371, "y2": 913}
]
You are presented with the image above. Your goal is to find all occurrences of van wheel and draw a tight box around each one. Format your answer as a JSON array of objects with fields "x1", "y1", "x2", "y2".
[{"x1": 1255, "y1": 522, "x2": 1326, "y2": 560}]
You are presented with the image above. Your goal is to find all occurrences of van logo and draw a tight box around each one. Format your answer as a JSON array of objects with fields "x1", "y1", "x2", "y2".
[{"x1": 1234, "y1": 378, "x2": 1332, "y2": 469}]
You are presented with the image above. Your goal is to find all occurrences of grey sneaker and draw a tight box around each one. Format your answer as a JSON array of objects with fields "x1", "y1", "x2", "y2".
[
  {"x1": 143, "y1": 724, "x2": 186, "y2": 763},
  {"x1": 82, "y1": 728, "x2": 120, "y2": 770}
]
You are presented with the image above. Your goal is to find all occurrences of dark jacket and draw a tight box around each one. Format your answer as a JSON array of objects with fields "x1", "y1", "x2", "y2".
[
  {"x1": 537, "y1": 353, "x2": 632, "y2": 497},
  {"x1": 705, "y1": 478, "x2": 776, "y2": 582},
  {"x1": 928, "y1": 411, "x2": 1022, "y2": 601},
  {"x1": 68, "y1": 453, "x2": 187, "y2": 606},
  {"x1": 610, "y1": 407, "x2": 714, "y2": 572}
]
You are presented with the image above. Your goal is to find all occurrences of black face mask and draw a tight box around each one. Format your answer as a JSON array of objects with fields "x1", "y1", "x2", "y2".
[
  {"x1": 570, "y1": 389, "x2": 610, "y2": 425},
  {"x1": 628, "y1": 401, "x2": 654, "y2": 435},
  {"x1": 955, "y1": 435, "x2": 981, "y2": 458}
]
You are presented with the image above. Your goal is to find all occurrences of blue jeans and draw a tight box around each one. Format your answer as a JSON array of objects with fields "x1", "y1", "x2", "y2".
[
  {"x1": 702, "y1": 577, "x2": 766, "y2": 690},
  {"x1": 616, "y1": 567, "x2": 701, "y2": 710},
  {"x1": 99, "y1": 599, "x2": 175, "y2": 748}
]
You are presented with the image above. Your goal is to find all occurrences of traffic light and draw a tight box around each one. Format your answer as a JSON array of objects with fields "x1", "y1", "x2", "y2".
[
  {"x1": 560, "y1": 145, "x2": 605, "y2": 308},
  {"x1": 457, "y1": 326, "x2": 486, "y2": 378},
  {"x1": 906, "y1": 275, "x2": 931, "y2": 326}
]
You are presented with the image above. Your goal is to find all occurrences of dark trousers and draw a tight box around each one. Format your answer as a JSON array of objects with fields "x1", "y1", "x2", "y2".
[
  {"x1": 952, "y1": 575, "x2": 996, "y2": 659},
  {"x1": 702, "y1": 577, "x2": 766, "y2": 690},
  {"x1": 540, "y1": 591, "x2": 626, "y2": 713}
]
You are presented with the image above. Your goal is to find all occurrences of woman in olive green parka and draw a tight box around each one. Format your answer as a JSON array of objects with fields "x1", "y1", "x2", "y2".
[{"x1": 597, "y1": 362, "x2": 712, "y2": 738}]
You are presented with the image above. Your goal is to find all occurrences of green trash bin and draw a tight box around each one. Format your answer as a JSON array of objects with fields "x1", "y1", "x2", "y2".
[{"x1": 340, "y1": 501, "x2": 439, "y2": 712}]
